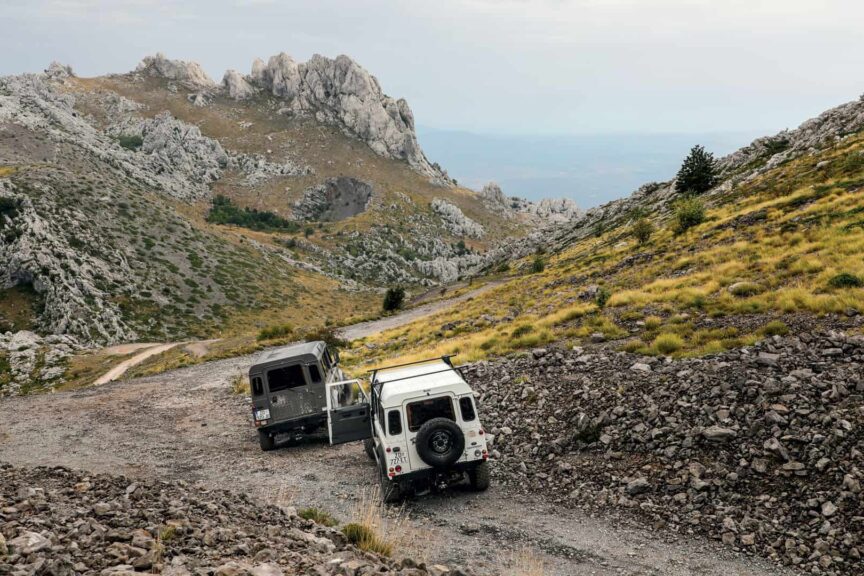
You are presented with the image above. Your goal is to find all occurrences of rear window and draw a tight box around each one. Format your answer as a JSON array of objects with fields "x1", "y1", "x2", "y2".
[
  {"x1": 406, "y1": 396, "x2": 455, "y2": 432},
  {"x1": 267, "y1": 364, "x2": 306, "y2": 392},
  {"x1": 387, "y1": 410, "x2": 403, "y2": 435},
  {"x1": 251, "y1": 376, "x2": 263, "y2": 396},
  {"x1": 459, "y1": 397, "x2": 476, "y2": 422}
]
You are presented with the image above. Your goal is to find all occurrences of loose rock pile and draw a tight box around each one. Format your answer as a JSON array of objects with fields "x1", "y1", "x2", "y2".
[
  {"x1": 464, "y1": 332, "x2": 864, "y2": 575},
  {"x1": 0, "y1": 464, "x2": 464, "y2": 576}
]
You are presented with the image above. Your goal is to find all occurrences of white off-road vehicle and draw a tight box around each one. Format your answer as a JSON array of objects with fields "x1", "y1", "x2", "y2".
[{"x1": 324, "y1": 355, "x2": 490, "y2": 502}]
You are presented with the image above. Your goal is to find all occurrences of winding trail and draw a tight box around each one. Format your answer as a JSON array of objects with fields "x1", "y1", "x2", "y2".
[{"x1": 93, "y1": 343, "x2": 179, "y2": 385}]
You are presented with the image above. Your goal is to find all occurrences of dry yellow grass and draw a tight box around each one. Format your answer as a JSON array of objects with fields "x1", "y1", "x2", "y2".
[{"x1": 344, "y1": 132, "x2": 864, "y2": 369}]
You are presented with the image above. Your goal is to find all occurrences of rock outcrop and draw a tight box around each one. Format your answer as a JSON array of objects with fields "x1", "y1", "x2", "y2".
[
  {"x1": 221, "y1": 69, "x2": 256, "y2": 100},
  {"x1": 431, "y1": 198, "x2": 484, "y2": 238},
  {"x1": 467, "y1": 331, "x2": 864, "y2": 575},
  {"x1": 135, "y1": 53, "x2": 215, "y2": 89}
]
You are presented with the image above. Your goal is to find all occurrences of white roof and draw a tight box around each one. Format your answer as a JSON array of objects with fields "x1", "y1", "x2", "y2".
[{"x1": 375, "y1": 360, "x2": 472, "y2": 406}]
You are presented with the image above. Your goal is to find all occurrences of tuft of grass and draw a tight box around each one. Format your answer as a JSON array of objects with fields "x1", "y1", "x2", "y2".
[
  {"x1": 510, "y1": 324, "x2": 534, "y2": 339},
  {"x1": 652, "y1": 333, "x2": 684, "y2": 355},
  {"x1": 760, "y1": 320, "x2": 789, "y2": 337},
  {"x1": 230, "y1": 373, "x2": 250, "y2": 395},
  {"x1": 340, "y1": 488, "x2": 412, "y2": 558},
  {"x1": 510, "y1": 547, "x2": 546, "y2": 576},
  {"x1": 643, "y1": 315, "x2": 663, "y2": 330},
  {"x1": 159, "y1": 525, "x2": 177, "y2": 542},
  {"x1": 298, "y1": 507, "x2": 337, "y2": 527},
  {"x1": 728, "y1": 281, "x2": 763, "y2": 297},
  {"x1": 827, "y1": 272, "x2": 863, "y2": 289}
]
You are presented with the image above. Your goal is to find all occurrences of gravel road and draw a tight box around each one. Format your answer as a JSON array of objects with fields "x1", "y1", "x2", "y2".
[{"x1": 0, "y1": 353, "x2": 798, "y2": 576}]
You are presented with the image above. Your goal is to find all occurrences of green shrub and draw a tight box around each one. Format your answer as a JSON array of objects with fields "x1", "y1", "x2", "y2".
[
  {"x1": 298, "y1": 507, "x2": 337, "y2": 527},
  {"x1": 304, "y1": 325, "x2": 348, "y2": 350},
  {"x1": 673, "y1": 198, "x2": 706, "y2": 234},
  {"x1": 761, "y1": 320, "x2": 789, "y2": 337},
  {"x1": 117, "y1": 134, "x2": 144, "y2": 151},
  {"x1": 530, "y1": 256, "x2": 545, "y2": 274},
  {"x1": 631, "y1": 217, "x2": 654, "y2": 245},
  {"x1": 257, "y1": 323, "x2": 294, "y2": 341},
  {"x1": 206, "y1": 195, "x2": 299, "y2": 233},
  {"x1": 595, "y1": 287, "x2": 611, "y2": 308},
  {"x1": 828, "y1": 272, "x2": 863, "y2": 288},
  {"x1": 653, "y1": 333, "x2": 683, "y2": 355},
  {"x1": 382, "y1": 287, "x2": 405, "y2": 312},
  {"x1": 304, "y1": 226, "x2": 315, "y2": 238}
]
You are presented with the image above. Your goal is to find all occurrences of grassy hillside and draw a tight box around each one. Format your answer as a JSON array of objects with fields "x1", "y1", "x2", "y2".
[{"x1": 345, "y1": 130, "x2": 864, "y2": 369}]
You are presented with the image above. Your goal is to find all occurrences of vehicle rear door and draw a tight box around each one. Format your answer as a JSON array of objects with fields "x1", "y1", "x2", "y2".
[
  {"x1": 265, "y1": 363, "x2": 313, "y2": 422},
  {"x1": 325, "y1": 379, "x2": 372, "y2": 445},
  {"x1": 403, "y1": 393, "x2": 457, "y2": 470}
]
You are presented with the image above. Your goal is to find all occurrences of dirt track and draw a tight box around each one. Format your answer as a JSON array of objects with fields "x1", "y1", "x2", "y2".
[{"x1": 0, "y1": 352, "x2": 798, "y2": 576}]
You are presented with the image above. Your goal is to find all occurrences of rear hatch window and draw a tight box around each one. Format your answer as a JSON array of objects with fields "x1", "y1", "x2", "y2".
[
  {"x1": 267, "y1": 364, "x2": 306, "y2": 392},
  {"x1": 406, "y1": 396, "x2": 455, "y2": 431}
]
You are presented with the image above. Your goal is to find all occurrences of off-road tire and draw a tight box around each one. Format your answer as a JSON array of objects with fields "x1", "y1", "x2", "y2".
[
  {"x1": 378, "y1": 462, "x2": 402, "y2": 503},
  {"x1": 468, "y1": 460, "x2": 490, "y2": 491},
  {"x1": 363, "y1": 437, "x2": 376, "y2": 460},
  {"x1": 258, "y1": 431, "x2": 275, "y2": 452},
  {"x1": 415, "y1": 417, "x2": 465, "y2": 468}
]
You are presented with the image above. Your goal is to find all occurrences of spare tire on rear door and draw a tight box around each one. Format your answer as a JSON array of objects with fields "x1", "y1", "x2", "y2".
[{"x1": 415, "y1": 417, "x2": 465, "y2": 468}]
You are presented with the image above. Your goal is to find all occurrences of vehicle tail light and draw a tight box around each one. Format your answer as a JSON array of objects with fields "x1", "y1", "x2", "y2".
[
  {"x1": 479, "y1": 429, "x2": 485, "y2": 435},
  {"x1": 395, "y1": 465, "x2": 402, "y2": 473},
  {"x1": 386, "y1": 447, "x2": 392, "y2": 453}
]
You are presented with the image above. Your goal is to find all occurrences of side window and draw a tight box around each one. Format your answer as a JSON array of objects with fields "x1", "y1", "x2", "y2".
[
  {"x1": 267, "y1": 364, "x2": 306, "y2": 392},
  {"x1": 308, "y1": 364, "x2": 322, "y2": 384},
  {"x1": 251, "y1": 376, "x2": 263, "y2": 396},
  {"x1": 459, "y1": 397, "x2": 476, "y2": 422},
  {"x1": 387, "y1": 410, "x2": 403, "y2": 435},
  {"x1": 322, "y1": 350, "x2": 332, "y2": 370}
]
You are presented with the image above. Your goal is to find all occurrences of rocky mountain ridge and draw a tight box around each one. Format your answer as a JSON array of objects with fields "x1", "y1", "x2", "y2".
[{"x1": 135, "y1": 53, "x2": 451, "y2": 185}]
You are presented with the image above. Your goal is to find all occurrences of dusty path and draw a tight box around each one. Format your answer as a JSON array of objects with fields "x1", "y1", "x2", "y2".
[
  {"x1": 0, "y1": 354, "x2": 797, "y2": 576},
  {"x1": 92, "y1": 342, "x2": 179, "y2": 385},
  {"x1": 339, "y1": 281, "x2": 504, "y2": 341}
]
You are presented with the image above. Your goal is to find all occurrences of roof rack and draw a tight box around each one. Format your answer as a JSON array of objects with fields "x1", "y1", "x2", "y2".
[
  {"x1": 368, "y1": 354, "x2": 456, "y2": 378},
  {"x1": 372, "y1": 365, "x2": 466, "y2": 386}
]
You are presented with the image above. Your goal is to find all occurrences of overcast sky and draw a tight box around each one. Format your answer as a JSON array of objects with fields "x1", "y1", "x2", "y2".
[{"x1": 2, "y1": 0, "x2": 862, "y2": 135}]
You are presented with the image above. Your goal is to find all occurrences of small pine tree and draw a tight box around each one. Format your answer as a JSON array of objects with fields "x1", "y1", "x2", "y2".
[
  {"x1": 632, "y1": 217, "x2": 654, "y2": 245},
  {"x1": 675, "y1": 145, "x2": 718, "y2": 195},
  {"x1": 382, "y1": 287, "x2": 405, "y2": 312},
  {"x1": 530, "y1": 256, "x2": 545, "y2": 274}
]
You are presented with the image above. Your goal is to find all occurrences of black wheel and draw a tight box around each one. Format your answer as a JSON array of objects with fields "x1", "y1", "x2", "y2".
[
  {"x1": 363, "y1": 437, "x2": 376, "y2": 460},
  {"x1": 415, "y1": 418, "x2": 465, "y2": 468},
  {"x1": 378, "y1": 462, "x2": 402, "y2": 503},
  {"x1": 468, "y1": 461, "x2": 490, "y2": 491},
  {"x1": 258, "y1": 430, "x2": 275, "y2": 452}
]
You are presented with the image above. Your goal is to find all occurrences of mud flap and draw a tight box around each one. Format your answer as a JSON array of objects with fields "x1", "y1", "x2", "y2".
[{"x1": 325, "y1": 379, "x2": 372, "y2": 445}]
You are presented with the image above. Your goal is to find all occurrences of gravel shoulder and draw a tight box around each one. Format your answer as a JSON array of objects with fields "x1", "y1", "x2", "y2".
[{"x1": 0, "y1": 353, "x2": 796, "y2": 576}]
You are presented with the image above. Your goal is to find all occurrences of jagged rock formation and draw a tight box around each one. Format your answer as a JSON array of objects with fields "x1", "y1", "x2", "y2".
[
  {"x1": 0, "y1": 464, "x2": 455, "y2": 575},
  {"x1": 478, "y1": 181, "x2": 582, "y2": 225},
  {"x1": 135, "y1": 53, "x2": 215, "y2": 89},
  {"x1": 293, "y1": 177, "x2": 373, "y2": 221},
  {"x1": 221, "y1": 69, "x2": 256, "y2": 100},
  {"x1": 134, "y1": 52, "x2": 451, "y2": 186},
  {"x1": 466, "y1": 331, "x2": 864, "y2": 575},
  {"x1": 0, "y1": 331, "x2": 81, "y2": 396},
  {"x1": 431, "y1": 198, "x2": 484, "y2": 238}
]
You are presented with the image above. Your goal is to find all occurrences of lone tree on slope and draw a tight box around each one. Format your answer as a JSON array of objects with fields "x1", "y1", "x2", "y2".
[{"x1": 675, "y1": 145, "x2": 718, "y2": 195}]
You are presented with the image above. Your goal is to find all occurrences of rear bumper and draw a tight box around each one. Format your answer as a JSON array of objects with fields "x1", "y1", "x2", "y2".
[
  {"x1": 388, "y1": 458, "x2": 486, "y2": 484},
  {"x1": 257, "y1": 413, "x2": 326, "y2": 436}
]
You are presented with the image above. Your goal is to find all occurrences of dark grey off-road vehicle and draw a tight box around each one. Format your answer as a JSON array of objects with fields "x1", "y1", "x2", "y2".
[{"x1": 249, "y1": 341, "x2": 356, "y2": 451}]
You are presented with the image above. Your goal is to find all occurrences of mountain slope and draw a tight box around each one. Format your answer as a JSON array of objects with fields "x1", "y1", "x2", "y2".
[{"x1": 0, "y1": 54, "x2": 581, "y2": 394}]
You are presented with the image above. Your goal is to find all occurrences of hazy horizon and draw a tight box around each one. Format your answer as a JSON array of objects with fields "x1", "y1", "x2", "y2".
[{"x1": 418, "y1": 128, "x2": 765, "y2": 207}]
